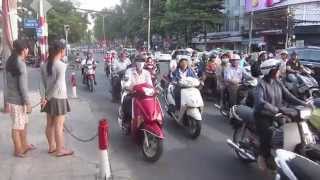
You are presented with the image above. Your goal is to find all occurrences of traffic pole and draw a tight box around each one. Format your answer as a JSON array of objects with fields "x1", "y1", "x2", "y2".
[
  {"x1": 98, "y1": 119, "x2": 111, "y2": 180},
  {"x1": 70, "y1": 72, "x2": 77, "y2": 98},
  {"x1": 38, "y1": 0, "x2": 48, "y2": 65}
]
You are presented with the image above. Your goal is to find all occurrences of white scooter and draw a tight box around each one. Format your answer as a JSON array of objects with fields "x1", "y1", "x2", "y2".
[
  {"x1": 275, "y1": 149, "x2": 320, "y2": 180},
  {"x1": 165, "y1": 77, "x2": 204, "y2": 139}
]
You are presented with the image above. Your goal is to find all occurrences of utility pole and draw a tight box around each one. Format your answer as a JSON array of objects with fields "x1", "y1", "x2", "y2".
[
  {"x1": 285, "y1": 6, "x2": 290, "y2": 49},
  {"x1": 102, "y1": 15, "x2": 106, "y2": 46},
  {"x1": 248, "y1": 11, "x2": 254, "y2": 54},
  {"x1": 64, "y1": 24, "x2": 70, "y2": 57},
  {"x1": 2, "y1": 0, "x2": 18, "y2": 112},
  {"x1": 147, "y1": 0, "x2": 151, "y2": 51}
]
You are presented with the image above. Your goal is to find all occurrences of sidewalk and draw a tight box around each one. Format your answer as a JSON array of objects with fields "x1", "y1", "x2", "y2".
[{"x1": 0, "y1": 67, "x2": 98, "y2": 180}]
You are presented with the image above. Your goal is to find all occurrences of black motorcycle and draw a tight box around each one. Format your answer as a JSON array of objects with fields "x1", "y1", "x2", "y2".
[
  {"x1": 227, "y1": 104, "x2": 320, "y2": 166},
  {"x1": 219, "y1": 79, "x2": 257, "y2": 118},
  {"x1": 274, "y1": 149, "x2": 320, "y2": 180},
  {"x1": 111, "y1": 70, "x2": 125, "y2": 102}
]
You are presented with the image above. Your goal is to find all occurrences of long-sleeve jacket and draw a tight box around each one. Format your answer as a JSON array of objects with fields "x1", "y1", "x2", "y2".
[
  {"x1": 6, "y1": 57, "x2": 30, "y2": 105},
  {"x1": 171, "y1": 68, "x2": 197, "y2": 82},
  {"x1": 40, "y1": 60, "x2": 68, "y2": 100},
  {"x1": 254, "y1": 78, "x2": 305, "y2": 115}
]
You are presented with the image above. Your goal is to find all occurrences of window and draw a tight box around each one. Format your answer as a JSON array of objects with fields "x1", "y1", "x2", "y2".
[{"x1": 235, "y1": 16, "x2": 240, "y2": 31}]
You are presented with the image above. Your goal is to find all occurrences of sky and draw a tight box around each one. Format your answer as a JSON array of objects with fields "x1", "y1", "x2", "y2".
[
  {"x1": 78, "y1": 0, "x2": 121, "y2": 30},
  {"x1": 79, "y1": 0, "x2": 121, "y2": 11}
]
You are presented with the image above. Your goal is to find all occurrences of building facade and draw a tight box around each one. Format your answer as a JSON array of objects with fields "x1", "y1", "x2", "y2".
[{"x1": 192, "y1": 0, "x2": 320, "y2": 52}]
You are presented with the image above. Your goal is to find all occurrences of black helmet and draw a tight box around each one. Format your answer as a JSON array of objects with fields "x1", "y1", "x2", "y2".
[{"x1": 134, "y1": 54, "x2": 146, "y2": 62}]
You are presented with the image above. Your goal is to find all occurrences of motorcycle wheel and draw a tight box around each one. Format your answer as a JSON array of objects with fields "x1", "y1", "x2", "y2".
[
  {"x1": 88, "y1": 79, "x2": 94, "y2": 92},
  {"x1": 142, "y1": 132, "x2": 163, "y2": 162},
  {"x1": 312, "y1": 90, "x2": 320, "y2": 99},
  {"x1": 187, "y1": 117, "x2": 201, "y2": 139},
  {"x1": 232, "y1": 127, "x2": 257, "y2": 163},
  {"x1": 219, "y1": 98, "x2": 229, "y2": 118}
]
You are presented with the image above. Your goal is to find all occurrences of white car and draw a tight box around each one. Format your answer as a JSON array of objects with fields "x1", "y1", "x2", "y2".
[{"x1": 156, "y1": 53, "x2": 171, "y2": 62}]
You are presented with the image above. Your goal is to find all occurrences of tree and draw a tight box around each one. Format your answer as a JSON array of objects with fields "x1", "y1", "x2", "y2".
[
  {"x1": 94, "y1": 0, "x2": 223, "y2": 47},
  {"x1": 46, "y1": 0, "x2": 88, "y2": 43}
]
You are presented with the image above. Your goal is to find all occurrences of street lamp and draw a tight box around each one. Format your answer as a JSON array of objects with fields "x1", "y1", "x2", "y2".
[
  {"x1": 102, "y1": 15, "x2": 106, "y2": 46},
  {"x1": 64, "y1": 24, "x2": 70, "y2": 56},
  {"x1": 148, "y1": 0, "x2": 151, "y2": 51}
]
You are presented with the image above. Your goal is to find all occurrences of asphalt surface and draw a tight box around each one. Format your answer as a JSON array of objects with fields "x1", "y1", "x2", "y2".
[{"x1": 67, "y1": 53, "x2": 271, "y2": 180}]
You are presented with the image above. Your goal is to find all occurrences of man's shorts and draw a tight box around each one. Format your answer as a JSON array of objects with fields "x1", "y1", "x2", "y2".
[{"x1": 8, "y1": 103, "x2": 29, "y2": 130}]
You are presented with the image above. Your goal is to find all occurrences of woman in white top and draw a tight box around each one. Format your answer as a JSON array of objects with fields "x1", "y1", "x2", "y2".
[{"x1": 40, "y1": 40, "x2": 73, "y2": 157}]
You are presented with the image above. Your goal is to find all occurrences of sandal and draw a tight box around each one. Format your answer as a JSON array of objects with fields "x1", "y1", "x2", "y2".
[
  {"x1": 23, "y1": 144, "x2": 36, "y2": 154},
  {"x1": 48, "y1": 149, "x2": 56, "y2": 154},
  {"x1": 56, "y1": 150, "x2": 74, "y2": 157},
  {"x1": 14, "y1": 153, "x2": 26, "y2": 158}
]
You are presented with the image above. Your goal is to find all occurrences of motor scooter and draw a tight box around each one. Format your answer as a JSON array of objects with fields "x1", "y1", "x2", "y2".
[
  {"x1": 274, "y1": 149, "x2": 320, "y2": 180},
  {"x1": 165, "y1": 77, "x2": 204, "y2": 139},
  {"x1": 104, "y1": 58, "x2": 112, "y2": 78},
  {"x1": 219, "y1": 78, "x2": 258, "y2": 118},
  {"x1": 118, "y1": 82, "x2": 164, "y2": 162},
  {"x1": 284, "y1": 67, "x2": 320, "y2": 100},
  {"x1": 84, "y1": 64, "x2": 95, "y2": 92},
  {"x1": 111, "y1": 70, "x2": 125, "y2": 102},
  {"x1": 227, "y1": 103, "x2": 320, "y2": 168}
]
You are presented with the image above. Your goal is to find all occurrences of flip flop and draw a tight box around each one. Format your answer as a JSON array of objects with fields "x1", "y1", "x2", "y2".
[
  {"x1": 56, "y1": 150, "x2": 74, "y2": 157},
  {"x1": 23, "y1": 144, "x2": 36, "y2": 154}
]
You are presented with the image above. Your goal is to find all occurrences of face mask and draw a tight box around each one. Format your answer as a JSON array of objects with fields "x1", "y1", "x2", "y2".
[
  {"x1": 221, "y1": 58, "x2": 229, "y2": 64},
  {"x1": 136, "y1": 62, "x2": 145, "y2": 71}
]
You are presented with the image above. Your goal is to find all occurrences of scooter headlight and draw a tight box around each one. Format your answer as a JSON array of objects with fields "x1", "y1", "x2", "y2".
[
  {"x1": 143, "y1": 87, "x2": 155, "y2": 96},
  {"x1": 300, "y1": 108, "x2": 312, "y2": 120}
]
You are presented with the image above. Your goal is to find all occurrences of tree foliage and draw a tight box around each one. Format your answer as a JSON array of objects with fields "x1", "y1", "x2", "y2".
[
  {"x1": 94, "y1": 0, "x2": 223, "y2": 46},
  {"x1": 46, "y1": 0, "x2": 88, "y2": 43}
]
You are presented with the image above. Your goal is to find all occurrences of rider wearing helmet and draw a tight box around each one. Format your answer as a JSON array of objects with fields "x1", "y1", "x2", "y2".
[
  {"x1": 224, "y1": 54, "x2": 253, "y2": 107},
  {"x1": 279, "y1": 50, "x2": 289, "y2": 77},
  {"x1": 112, "y1": 52, "x2": 131, "y2": 74},
  {"x1": 286, "y1": 51, "x2": 307, "y2": 89},
  {"x1": 120, "y1": 54, "x2": 153, "y2": 128},
  {"x1": 254, "y1": 58, "x2": 306, "y2": 170},
  {"x1": 171, "y1": 56, "x2": 197, "y2": 111},
  {"x1": 83, "y1": 52, "x2": 97, "y2": 85}
]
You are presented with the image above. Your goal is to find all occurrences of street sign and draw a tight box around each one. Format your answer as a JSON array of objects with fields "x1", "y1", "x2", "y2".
[
  {"x1": 31, "y1": 0, "x2": 52, "y2": 14},
  {"x1": 36, "y1": 28, "x2": 42, "y2": 37},
  {"x1": 24, "y1": 19, "x2": 38, "y2": 28}
]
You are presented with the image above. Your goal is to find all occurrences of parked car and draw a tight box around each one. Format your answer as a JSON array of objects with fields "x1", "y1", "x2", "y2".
[
  {"x1": 287, "y1": 46, "x2": 320, "y2": 83},
  {"x1": 156, "y1": 53, "x2": 171, "y2": 62}
]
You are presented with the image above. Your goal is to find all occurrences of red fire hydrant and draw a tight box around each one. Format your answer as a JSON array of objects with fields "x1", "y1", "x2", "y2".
[
  {"x1": 98, "y1": 119, "x2": 111, "y2": 179},
  {"x1": 99, "y1": 119, "x2": 109, "y2": 150},
  {"x1": 70, "y1": 72, "x2": 77, "y2": 98}
]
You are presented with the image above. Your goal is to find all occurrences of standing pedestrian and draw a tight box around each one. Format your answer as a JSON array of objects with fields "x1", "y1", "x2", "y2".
[
  {"x1": 40, "y1": 40, "x2": 73, "y2": 157},
  {"x1": 6, "y1": 40, "x2": 35, "y2": 158}
]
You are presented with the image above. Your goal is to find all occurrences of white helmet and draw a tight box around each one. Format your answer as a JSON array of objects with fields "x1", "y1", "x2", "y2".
[
  {"x1": 177, "y1": 55, "x2": 191, "y2": 62},
  {"x1": 260, "y1": 59, "x2": 281, "y2": 76},
  {"x1": 230, "y1": 54, "x2": 241, "y2": 61}
]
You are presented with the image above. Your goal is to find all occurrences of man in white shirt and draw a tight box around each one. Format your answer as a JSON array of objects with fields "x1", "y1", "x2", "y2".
[
  {"x1": 279, "y1": 50, "x2": 289, "y2": 78},
  {"x1": 224, "y1": 54, "x2": 253, "y2": 106},
  {"x1": 112, "y1": 52, "x2": 131, "y2": 74},
  {"x1": 120, "y1": 54, "x2": 153, "y2": 130}
]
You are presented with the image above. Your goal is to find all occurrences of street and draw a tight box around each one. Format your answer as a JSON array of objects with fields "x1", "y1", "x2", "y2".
[
  {"x1": 68, "y1": 53, "x2": 269, "y2": 180},
  {"x1": 0, "y1": 53, "x2": 272, "y2": 180}
]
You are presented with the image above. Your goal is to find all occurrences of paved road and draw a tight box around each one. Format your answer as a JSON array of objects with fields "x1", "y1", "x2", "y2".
[{"x1": 70, "y1": 53, "x2": 271, "y2": 180}]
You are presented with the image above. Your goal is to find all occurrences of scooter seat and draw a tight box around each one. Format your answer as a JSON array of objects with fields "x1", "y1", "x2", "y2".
[
  {"x1": 235, "y1": 105, "x2": 255, "y2": 123},
  {"x1": 286, "y1": 154, "x2": 320, "y2": 180}
]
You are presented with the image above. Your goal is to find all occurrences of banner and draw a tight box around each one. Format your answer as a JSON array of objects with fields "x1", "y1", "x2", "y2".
[{"x1": 245, "y1": 0, "x2": 320, "y2": 12}]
